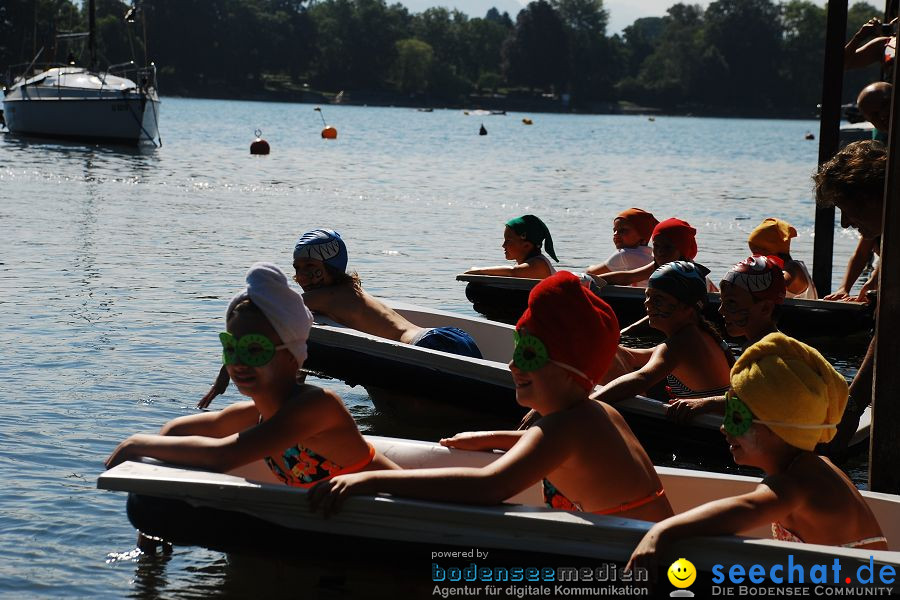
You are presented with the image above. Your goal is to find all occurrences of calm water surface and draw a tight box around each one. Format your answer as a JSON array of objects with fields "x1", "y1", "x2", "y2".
[{"x1": 0, "y1": 99, "x2": 870, "y2": 598}]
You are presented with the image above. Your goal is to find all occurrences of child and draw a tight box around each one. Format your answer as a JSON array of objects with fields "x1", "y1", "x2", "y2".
[
  {"x1": 292, "y1": 228, "x2": 482, "y2": 359},
  {"x1": 464, "y1": 215, "x2": 558, "y2": 279},
  {"x1": 586, "y1": 208, "x2": 658, "y2": 286},
  {"x1": 747, "y1": 218, "x2": 817, "y2": 300},
  {"x1": 668, "y1": 255, "x2": 785, "y2": 423},
  {"x1": 308, "y1": 271, "x2": 674, "y2": 523},
  {"x1": 588, "y1": 218, "x2": 718, "y2": 292},
  {"x1": 592, "y1": 261, "x2": 733, "y2": 401},
  {"x1": 106, "y1": 263, "x2": 399, "y2": 482},
  {"x1": 628, "y1": 332, "x2": 886, "y2": 573}
]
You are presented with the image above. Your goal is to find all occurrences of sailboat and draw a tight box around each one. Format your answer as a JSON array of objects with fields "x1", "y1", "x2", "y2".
[{"x1": 1, "y1": 0, "x2": 161, "y2": 146}]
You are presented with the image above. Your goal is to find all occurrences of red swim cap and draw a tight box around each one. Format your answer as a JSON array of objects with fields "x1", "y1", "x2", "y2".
[
  {"x1": 652, "y1": 218, "x2": 698, "y2": 260},
  {"x1": 616, "y1": 208, "x2": 660, "y2": 244},
  {"x1": 721, "y1": 255, "x2": 786, "y2": 304},
  {"x1": 516, "y1": 271, "x2": 620, "y2": 391}
]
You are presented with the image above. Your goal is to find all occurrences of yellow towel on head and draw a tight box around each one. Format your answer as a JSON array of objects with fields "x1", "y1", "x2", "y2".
[
  {"x1": 748, "y1": 218, "x2": 797, "y2": 255},
  {"x1": 731, "y1": 332, "x2": 848, "y2": 450}
]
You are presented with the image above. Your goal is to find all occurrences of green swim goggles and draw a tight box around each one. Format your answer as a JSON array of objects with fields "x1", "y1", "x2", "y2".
[
  {"x1": 512, "y1": 330, "x2": 593, "y2": 387},
  {"x1": 513, "y1": 331, "x2": 550, "y2": 372},
  {"x1": 219, "y1": 332, "x2": 288, "y2": 367},
  {"x1": 723, "y1": 390, "x2": 838, "y2": 438},
  {"x1": 724, "y1": 391, "x2": 755, "y2": 437}
]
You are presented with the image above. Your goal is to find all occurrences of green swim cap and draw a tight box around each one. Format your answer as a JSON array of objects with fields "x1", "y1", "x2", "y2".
[{"x1": 505, "y1": 215, "x2": 558, "y2": 262}]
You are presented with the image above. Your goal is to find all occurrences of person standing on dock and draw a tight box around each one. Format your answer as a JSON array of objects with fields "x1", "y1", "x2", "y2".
[{"x1": 813, "y1": 140, "x2": 887, "y2": 455}]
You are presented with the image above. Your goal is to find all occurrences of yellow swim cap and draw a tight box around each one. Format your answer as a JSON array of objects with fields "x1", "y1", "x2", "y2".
[
  {"x1": 748, "y1": 218, "x2": 797, "y2": 255},
  {"x1": 730, "y1": 332, "x2": 848, "y2": 450}
]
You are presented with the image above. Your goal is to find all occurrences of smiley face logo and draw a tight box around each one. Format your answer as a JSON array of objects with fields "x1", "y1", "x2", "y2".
[{"x1": 667, "y1": 558, "x2": 696, "y2": 589}]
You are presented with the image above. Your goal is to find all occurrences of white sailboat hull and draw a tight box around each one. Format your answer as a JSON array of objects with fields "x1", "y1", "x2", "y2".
[{"x1": 2, "y1": 67, "x2": 160, "y2": 145}]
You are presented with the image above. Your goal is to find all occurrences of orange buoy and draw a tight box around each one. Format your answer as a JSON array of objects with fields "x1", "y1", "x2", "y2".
[
  {"x1": 321, "y1": 126, "x2": 338, "y2": 139},
  {"x1": 250, "y1": 129, "x2": 270, "y2": 155},
  {"x1": 522, "y1": 118, "x2": 533, "y2": 125}
]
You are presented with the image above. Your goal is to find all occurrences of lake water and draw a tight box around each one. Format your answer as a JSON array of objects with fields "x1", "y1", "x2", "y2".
[{"x1": 0, "y1": 99, "x2": 870, "y2": 598}]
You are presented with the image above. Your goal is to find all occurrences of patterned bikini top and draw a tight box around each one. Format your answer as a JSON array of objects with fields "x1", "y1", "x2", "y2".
[
  {"x1": 771, "y1": 522, "x2": 887, "y2": 549},
  {"x1": 259, "y1": 415, "x2": 376, "y2": 488}
]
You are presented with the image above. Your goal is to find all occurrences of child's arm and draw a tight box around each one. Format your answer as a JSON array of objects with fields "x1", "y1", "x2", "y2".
[
  {"x1": 666, "y1": 395, "x2": 726, "y2": 423},
  {"x1": 308, "y1": 424, "x2": 573, "y2": 516},
  {"x1": 593, "y1": 262, "x2": 655, "y2": 286},
  {"x1": 106, "y1": 388, "x2": 353, "y2": 472},
  {"x1": 464, "y1": 259, "x2": 549, "y2": 279},
  {"x1": 627, "y1": 482, "x2": 799, "y2": 572},
  {"x1": 162, "y1": 400, "x2": 259, "y2": 437},
  {"x1": 439, "y1": 430, "x2": 526, "y2": 451},
  {"x1": 585, "y1": 263, "x2": 612, "y2": 276},
  {"x1": 590, "y1": 343, "x2": 677, "y2": 405}
]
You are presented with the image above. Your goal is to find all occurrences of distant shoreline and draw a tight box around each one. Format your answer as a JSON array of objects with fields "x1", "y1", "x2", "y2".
[{"x1": 160, "y1": 85, "x2": 822, "y2": 121}]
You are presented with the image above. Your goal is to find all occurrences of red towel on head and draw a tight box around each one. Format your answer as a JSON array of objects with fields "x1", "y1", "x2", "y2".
[
  {"x1": 516, "y1": 272, "x2": 620, "y2": 391},
  {"x1": 616, "y1": 208, "x2": 660, "y2": 244},
  {"x1": 652, "y1": 218, "x2": 698, "y2": 260}
]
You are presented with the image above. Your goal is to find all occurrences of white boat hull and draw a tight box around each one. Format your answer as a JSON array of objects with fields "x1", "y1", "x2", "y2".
[
  {"x1": 98, "y1": 436, "x2": 900, "y2": 575},
  {"x1": 3, "y1": 95, "x2": 160, "y2": 144},
  {"x1": 306, "y1": 301, "x2": 870, "y2": 451},
  {"x1": 2, "y1": 66, "x2": 161, "y2": 145}
]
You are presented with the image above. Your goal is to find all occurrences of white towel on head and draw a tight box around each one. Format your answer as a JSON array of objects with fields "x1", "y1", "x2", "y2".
[{"x1": 226, "y1": 262, "x2": 313, "y2": 365}]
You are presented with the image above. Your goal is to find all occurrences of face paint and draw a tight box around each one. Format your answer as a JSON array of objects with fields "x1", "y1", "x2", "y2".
[
  {"x1": 645, "y1": 288, "x2": 679, "y2": 319},
  {"x1": 513, "y1": 331, "x2": 549, "y2": 372},
  {"x1": 220, "y1": 332, "x2": 287, "y2": 367},
  {"x1": 293, "y1": 259, "x2": 326, "y2": 289},
  {"x1": 719, "y1": 295, "x2": 751, "y2": 329}
]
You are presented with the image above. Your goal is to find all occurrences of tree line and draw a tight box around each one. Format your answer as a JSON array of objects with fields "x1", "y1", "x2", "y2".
[{"x1": 0, "y1": 0, "x2": 886, "y2": 115}]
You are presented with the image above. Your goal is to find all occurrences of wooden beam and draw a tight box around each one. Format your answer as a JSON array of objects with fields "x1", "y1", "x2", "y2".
[
  {"x1": 869, "y1": 5, "x2": 900, "y2": 492},
  {"x1": 813, "y1": 0, "x2": 848, "y2": 296}
]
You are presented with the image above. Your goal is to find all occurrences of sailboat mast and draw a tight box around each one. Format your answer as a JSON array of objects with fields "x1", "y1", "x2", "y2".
[{"x1": 88, "y1": 0, "x2": 96, "y2": 68}]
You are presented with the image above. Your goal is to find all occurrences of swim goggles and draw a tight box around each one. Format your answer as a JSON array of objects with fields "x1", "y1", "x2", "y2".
[
  {"x1": 512, "y1": 330, "x2": 594, "y2": 386},
  {"x1": 513, "y1": 331, "x2": 550, "y2": 372},
  {"x1": 724, "y1": 391, "x2": 755, "y2": 437},
  {"x1": 219, "y1": 332, "x2": 287, "y2": 367},
  {"x1": 723, "y1": 390, "x2": 838, "y2": 438}
]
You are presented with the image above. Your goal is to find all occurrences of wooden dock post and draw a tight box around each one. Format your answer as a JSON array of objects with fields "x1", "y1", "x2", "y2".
[
  {"x1": 812, "y1": 0, "x2": 848, "y2": 297},
  {"x1": 869, "y1": 2, "x2": 900, "y2": 493}
]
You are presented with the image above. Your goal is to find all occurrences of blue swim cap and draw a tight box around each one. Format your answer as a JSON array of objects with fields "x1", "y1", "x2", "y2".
[
  {"x1": 648, "y1": 261, "x2": 710, "y2": 306},
  {"x1": 293, "y1": 229, "x2": 348, "y2": 272}
]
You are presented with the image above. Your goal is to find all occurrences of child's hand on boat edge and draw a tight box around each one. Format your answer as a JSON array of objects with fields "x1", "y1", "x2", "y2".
[{"x1": 308, "y1": 473, "x2": 376, "y2": 517}]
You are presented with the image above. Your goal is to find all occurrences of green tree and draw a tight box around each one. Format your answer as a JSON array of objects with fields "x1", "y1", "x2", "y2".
[
  {"x1": 393, "y1": 37, "x2": 433, "y2": 93},
  {"x1": 0, "y1": 0, "x2": 80, "y2": 72},
  {"x1": 552, "y1": 0, "x2": 614, "y2": 103},
  {"x1": 780, "y1": 0, "x2": 825, "y2": 110},
  {"x1": 502, "y1": 0, "x2": 569, "y2": 91},
  {"x1": 702, "y1": 0, "x2": 784, "y2": 109},
  {"x1": 620, "y1": 3, "x2": 707, "y2": 107},
  {"x1": 309, "y1": 0, "x2": 411, "y2": 89},
  {"x1": 621, "y1": 16, "x2": 664, "y2": 74}
]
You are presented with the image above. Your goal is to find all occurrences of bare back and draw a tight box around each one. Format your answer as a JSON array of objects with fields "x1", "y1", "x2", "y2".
[
  {"x1": 767, "y1": 453, "x2": 886, "y2": 548},
  {"x1": 540, "y1": 401, "x2": 674, "y2": 522},
  {"x1": 302, "y1": 283, "x2": 424, "y2": 343}
]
